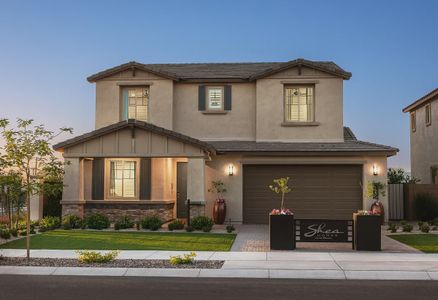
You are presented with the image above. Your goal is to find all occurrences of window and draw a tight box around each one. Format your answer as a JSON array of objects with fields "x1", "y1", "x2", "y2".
[
  {"x1": 284, "y1": 86, "x2": 314, "y2": 122},
  {"x1": 411, "y1": 111, "x2": 416, "y2": 132},
  {"x1": 109, "y1": 160, "x2": 136, "y2": 198},
  {"x1": 123, "y1": 87, "x2": 149, "y2": 121},
  {"x1": 426, "y1": 104, "x2": 432, "y2": 126},
  {"x1": 207, "y1": 87, "x2": 224, "y2": 110}
]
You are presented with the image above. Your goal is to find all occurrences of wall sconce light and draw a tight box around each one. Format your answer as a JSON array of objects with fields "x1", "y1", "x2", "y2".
[
  {"x1": 373, "y1": 164, "x2": 379, "y2": 176},
  {"x1": 228, "y1": 164, "x2": 234, "y2": 176}
]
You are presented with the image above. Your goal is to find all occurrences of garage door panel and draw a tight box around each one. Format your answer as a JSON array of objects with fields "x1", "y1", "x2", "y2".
[{"x1": 243, "y1": 164, "x2": 363, "y2": 224}]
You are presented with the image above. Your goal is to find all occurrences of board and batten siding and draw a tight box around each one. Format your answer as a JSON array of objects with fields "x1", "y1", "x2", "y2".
[{"x1": 63, "y1": 128, "x2": 207, "y2": 158}]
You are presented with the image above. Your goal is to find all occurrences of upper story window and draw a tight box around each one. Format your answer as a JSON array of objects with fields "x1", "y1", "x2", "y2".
[
  {"x1": 425, "y1": 103, "x2": 432, "y2": 126},
  {"x1": 109, "y1": 160, "x2": 137, "y2": 198},
  {"x1": 123, "y1": 87, "x2": 149, "y2": 121},
  {"x1": 284, "y1": 86, "x2": 314, "y2": 122},
  {"x1": 207, "y1": 87, "x2": 224, "y2": 110},
  {"x1": 411, "y1": 111, "x2": 416, "y2": 132}
]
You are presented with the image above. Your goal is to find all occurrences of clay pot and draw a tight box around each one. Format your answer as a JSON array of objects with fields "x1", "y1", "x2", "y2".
[
  {"x1": 213, "y1": 199, "x2": 226, "y2": 224},
  {"x1": 370, "y1": 200, "x2": 385, "y2": 225}
]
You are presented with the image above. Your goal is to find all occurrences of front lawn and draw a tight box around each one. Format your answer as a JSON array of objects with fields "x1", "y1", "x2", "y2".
[
  {"x1": 389, "y1": 234, "x2": 438, "y2": 253},
  {"x1": 0, "y1": 230, "x2": 236, "y2": 251}
]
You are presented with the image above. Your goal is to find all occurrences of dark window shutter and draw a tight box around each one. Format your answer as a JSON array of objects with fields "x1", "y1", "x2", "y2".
[
  {"x1": 224, "y1": 85, "x2": 232, "y2": 111},
  {"x1": 198, "y1": 85, "x2": 206, "y2": 111},
  {"x1": 140, "y1": 158, "x2": 151, "y2": 200},
  {"x1": 92, "y1": 158, "x2": 104, "y2": 200}
]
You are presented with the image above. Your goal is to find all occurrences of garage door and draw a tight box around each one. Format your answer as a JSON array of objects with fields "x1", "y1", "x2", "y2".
[{"x1": 243, "y1": 165, "x2": 363, "y2": 224}]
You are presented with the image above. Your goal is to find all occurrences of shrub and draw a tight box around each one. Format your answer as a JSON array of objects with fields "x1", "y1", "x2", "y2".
[
  {"x1": 140, "y1": 216, "x2": 162, "y2": 231},
  {"x1": 19, "y1": 230, "x2": 27, "y2": 236},
  {"x1": 420, "y1": 223, "x2": 430, "y2": 233},
  {"x1": 387, "y1": 223, "x2": 398, "y2": 233},
  {"x1": 39, "y1": 216, "x2": 61, "y2": 231},
  {"x1": 76, "y1": 250, "x2": 119, "y2": 264},
  {"x1": 114, "y1": 216, "x2": 134, "y2": 230},
  {"x1": 0, "y1": 229, "x2": 11, "y2": 239},
  {"x1": 168, "y1": 219, "x2": 184, "y2": 231},
  {"x1": 169, "y1": 252, "x2": 196, "y2": 265},
  {"x1": 135, "y1": 222, "x2": 140, "y2": 230},
  {"x1": 417, "y1": 221, "x2": 424, "y2": 228},
  {"x1": 400, "y1": 220, "x2": 408, "y2": 226},
  {"x1": 402, "y1": 224, "x2": 413, "y2": 232},
  {"x1": 86, "y1": 213, "x2": 110, "y2": 230},
  {"x1": 190, "y1": 216, "x2": 214, "y2": 231},
  {"x1": 185, "y1": 225, "x2": 194, "y2": 232},
  {"x1": 413, "y1": 193, "x2": 438, "y2": 221},
  {"x1": 202, "y1": 225, "x2": 212, "y2": 232},
  {"x1": 226, "y1": 224, "x2": 235, "y2": 233},
  {"x1": 431, "y1": 218, "x2": 438, "y2": 226},
  {"x1": 10, "y1": 228, "x2": 18, "y2": 237},
  {"x1": 62, "y1": 215, "x2": 83, "y2": 230}
]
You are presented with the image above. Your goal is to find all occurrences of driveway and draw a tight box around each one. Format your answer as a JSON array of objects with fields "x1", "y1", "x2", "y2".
[{"x1": 231, "y1": 225, "x2": 420, "y2": 252}]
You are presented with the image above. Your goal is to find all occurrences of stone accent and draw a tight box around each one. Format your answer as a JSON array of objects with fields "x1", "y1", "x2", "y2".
[
  {"x1": 189, "y1": 203, "x2": 206, "y2": 219},
  {"x1": 62, "y1": 203, "x2": 84, "y2": 218},
  {"x1": 83, "y1": 202, "x2": 175, "y2": 223}
]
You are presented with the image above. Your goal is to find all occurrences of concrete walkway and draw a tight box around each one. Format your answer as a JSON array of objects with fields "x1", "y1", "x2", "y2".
[
  {"x1": 1, "y1": 249, "x2": 438, "y2": 280},
  {"x1": 231, "y1": 225, "x2": 420, "y2": 252}
]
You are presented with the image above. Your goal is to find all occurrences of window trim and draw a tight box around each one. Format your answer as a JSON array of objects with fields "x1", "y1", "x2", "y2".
[
  {"x1": 120, "y1": 86, "x2": 150, "y2": 122},
  {"x1": 105, "y1": 158, "x2": 140, "y2": 200},
  {"x1": 283, "y1": 85, "x2": 315, "y2": 123},
  {"x1": 425, "y1": 103, "x2": 432, "y2": 127},
  {"x1": 411, "y1": 111, "x2": 416, "y2": 132},
  {"x1": 205, "y1": 86, "x2": 225, "y2": 111}
]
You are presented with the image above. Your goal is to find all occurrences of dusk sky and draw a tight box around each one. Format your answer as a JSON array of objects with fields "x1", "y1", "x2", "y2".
[{"x1": 1, "y1": 0, "x2": 438, "y2": 170}]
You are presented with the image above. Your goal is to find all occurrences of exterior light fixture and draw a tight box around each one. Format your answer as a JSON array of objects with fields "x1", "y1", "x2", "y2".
[
  {"x1": 373, "y1": 164, "x2": 379, "y2": 176},
  {"x1": 228, "y1": 164, "x2": 234, "y2": 176}
]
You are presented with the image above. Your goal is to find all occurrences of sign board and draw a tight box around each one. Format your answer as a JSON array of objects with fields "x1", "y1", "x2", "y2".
[{"x1": 295, "y1": 219, "x2": 353, "y2": 243}]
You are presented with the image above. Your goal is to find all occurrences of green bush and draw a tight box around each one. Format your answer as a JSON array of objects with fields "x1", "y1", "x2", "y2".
[
  {"x1": 202, "y1": 225, "x2": 212, "y2": 232},
  {"x1": 86, "y1": 213, "x2": 110, "y2": 230},
  {"x1": 10, "y1": 228, "x2": 18, "y2": 237},
  {"x1": 387, "y1": 223, "x2": 398, "y2": 233},
  {"x1": 62, "y1": 215, "x2": 83, "y2": 230},
  {"x1": 190, "y1": 216, "x2": 214, "y2": 231},
  {"x1": 185, "y1": 225, "x2": 194, "y2": 232},
  {"x1": 414, "y1": 193, "x2": 438, "y2": 221},
  {"x1": 140, "y1": 216, "x2": 162, "y2": 231},
  {"x1": 226, "y1": 224, "x2": 235, "y2": 233},
  {"x1": 400, "y1": 220, "x2": 408, "y2": 226},
  {"x1": 39, "y1": 216, "x2": 61, "y2": 231},
  {"x1": 77, "y1": 250, "x2": 119, "y2": 263},
  {"x1": 431, "y1": 218, "x2": 438, "y2": 226},
  {"x1": 114, "y1": 216, "x2": 134, "y2": 230},
  {"x1": 19, "y1": 230, "x2": 27, "y2": 236},
  {"x1": 169, "y1": 252, "x2": 196, "y2": 265},
  {"x1": 402, "y1": 224, "x2": 413, "y2": 232},
  {"x1": 420, "y1": 223, "x2": 430, "y2": 233},
  {"x1": 168, "y1": 219, "x2": 185, "y2": 231},
  {"x1": 0, "y1": 229, "x2": 11, "y2": 239}
]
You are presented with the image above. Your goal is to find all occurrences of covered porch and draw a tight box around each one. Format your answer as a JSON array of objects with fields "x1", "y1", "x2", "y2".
[{"x1": 53, "y1": 120, "x2": 215, "y2": 222}]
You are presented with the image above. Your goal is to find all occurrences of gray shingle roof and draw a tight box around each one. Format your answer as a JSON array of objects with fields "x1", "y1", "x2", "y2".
[{"x1": 87, "y1": 59, "x2": 351, "y2": 82}]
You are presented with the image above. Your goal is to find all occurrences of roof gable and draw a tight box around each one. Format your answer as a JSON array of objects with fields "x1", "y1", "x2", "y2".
[{"x1": 403, "y1": 87, "x2": 438, "y2": 112}]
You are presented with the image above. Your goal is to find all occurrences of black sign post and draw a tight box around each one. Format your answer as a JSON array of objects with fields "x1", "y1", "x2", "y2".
[{"x1": 296, "y1": 219, "x2": 353, "y2": 243}]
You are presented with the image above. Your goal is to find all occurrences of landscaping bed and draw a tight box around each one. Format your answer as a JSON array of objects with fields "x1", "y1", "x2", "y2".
[
  {"x1": 0, "y1": 230, "x2": 236, "y2": 251},
  {"x1": 0, "y1": 257, "x2": 224, "y2": 269}
]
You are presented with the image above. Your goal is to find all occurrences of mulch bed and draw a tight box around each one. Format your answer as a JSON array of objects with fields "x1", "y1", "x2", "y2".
[{"x1": 0, "y1": 257, "x2": 224, "y2": 269}]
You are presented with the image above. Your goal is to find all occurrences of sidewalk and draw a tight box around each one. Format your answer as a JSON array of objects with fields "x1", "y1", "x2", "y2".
[{"x1": 2, "y1": 249, "x2": 438, "y2": 280}]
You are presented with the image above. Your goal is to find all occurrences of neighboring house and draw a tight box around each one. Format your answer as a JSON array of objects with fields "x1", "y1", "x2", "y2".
[
  {"x1": 403, "y1": 87, "x2": 438, "y2": 184},
  {"x1": 54, "y1": 58, "x2": 397, "y2": 224}
]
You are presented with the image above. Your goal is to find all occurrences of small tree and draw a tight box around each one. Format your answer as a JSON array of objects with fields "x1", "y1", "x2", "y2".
[
  {"x1": 387, "y1": 168, "x2": 420, "y2": 184},
  {"x1": 208, "y1": 180, "x2": 227, "y2": 200},
  {"x1": 0, "y1": 170, "x2": 25, "y2": 230},
  {"x1": 0, "y1": 118, "x2": 72, "y2": 261},
  {"x1": 269, "y1": 177, "x2": 292, "y2": 211}
]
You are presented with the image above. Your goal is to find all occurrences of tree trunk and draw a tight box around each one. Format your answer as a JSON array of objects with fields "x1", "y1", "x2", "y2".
[{"x1": 26, "y1": 176, "x2": 30, "y2": 262}]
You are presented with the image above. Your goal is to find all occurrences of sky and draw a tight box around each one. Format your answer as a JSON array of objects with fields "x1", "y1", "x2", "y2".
[{"x1": 1, "y1": 0, "x2": 437, "y2": 170}]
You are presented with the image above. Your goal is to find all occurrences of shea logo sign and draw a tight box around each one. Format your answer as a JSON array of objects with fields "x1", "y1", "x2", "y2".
[{"x1": 296, "y1": 219, "x2": 352, "y2": 243}]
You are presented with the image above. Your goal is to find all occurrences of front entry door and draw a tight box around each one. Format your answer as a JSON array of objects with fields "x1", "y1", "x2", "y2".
[{"x1": 176, "y1": 162, "x2": 188, "y2": 218}]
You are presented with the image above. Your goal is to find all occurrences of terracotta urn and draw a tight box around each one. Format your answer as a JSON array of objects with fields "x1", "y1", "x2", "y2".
[{"x1": 213, "y1": 199, "x2": 226, "y2": 224}]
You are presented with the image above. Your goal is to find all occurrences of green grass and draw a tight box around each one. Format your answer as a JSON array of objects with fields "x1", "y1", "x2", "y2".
[
  {"x1": 0, "y1": 230, "x2": 236, "y2": 251},
  {"x1": 389, "y1": 234, "x2": 438, "y2": 253}
]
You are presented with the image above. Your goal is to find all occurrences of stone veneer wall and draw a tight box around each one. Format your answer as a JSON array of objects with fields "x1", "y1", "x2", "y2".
[
  {"x1": 83, "y1": 202, "x2": 175, "y2": 223},
  {"x1": 62, "y1": 203, "x2": 84, "y2": 217},
  {"x1": 189, "y1": 204, "x2": 206, "y2": 219}
]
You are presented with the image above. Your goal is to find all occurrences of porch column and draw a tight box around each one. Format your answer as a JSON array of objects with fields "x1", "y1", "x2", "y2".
[
  {"x1": 61, "y1": 157, "x2": 84, "y2": 217},
  {"x1": 187, "y1": 158, "x2": 206, "y2": 217}
]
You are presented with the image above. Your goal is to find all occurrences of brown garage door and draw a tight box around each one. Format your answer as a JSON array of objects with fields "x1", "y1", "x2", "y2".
[{"x1": 243, "y1": 165, "x2": 363, "y2": 224}]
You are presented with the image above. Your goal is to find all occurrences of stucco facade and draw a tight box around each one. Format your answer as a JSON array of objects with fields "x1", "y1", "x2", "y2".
[{"x1": 55, "y1": 59, "x2": 397, "y2": 224}]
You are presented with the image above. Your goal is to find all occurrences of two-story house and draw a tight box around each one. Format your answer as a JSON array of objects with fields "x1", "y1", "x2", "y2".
[
  {"x1": 403, "y1": 87, "x2": 438, "y2": 184},
  {"x1": 54, "y1": 59, "x2": 397, "y2": 224}
]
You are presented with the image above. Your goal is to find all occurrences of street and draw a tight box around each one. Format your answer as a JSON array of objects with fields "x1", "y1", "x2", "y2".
[{"x1": 0, "y1": 275, "x2": 437, "y2": 300}]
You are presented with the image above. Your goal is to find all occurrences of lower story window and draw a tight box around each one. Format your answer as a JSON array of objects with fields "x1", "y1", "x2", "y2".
[{"x1": 109, "y1": 160, "x2": 136, "y2": 198}]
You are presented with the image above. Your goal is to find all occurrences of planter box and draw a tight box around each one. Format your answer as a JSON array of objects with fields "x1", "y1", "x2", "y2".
[
  {"x1": 353, "y1": 214, "x2": 381, "y2": 251},
  {"x1": 269, "y1": 214, "x2": 296, "y2": 250}
]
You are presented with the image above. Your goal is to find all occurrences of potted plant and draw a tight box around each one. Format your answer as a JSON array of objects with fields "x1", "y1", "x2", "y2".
[
  {"x1": 208, "y1": 180, "x2": 227, "y2": 224},
  {"x1": 353, "y1": 210, "x2": 381, "y2": 251},
  {"x1": 268, "y1": 177, "x2": 295, "y2": 250},
  {"x1": 366, "y1": 181, "x2": 386, "y2": 224}
]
